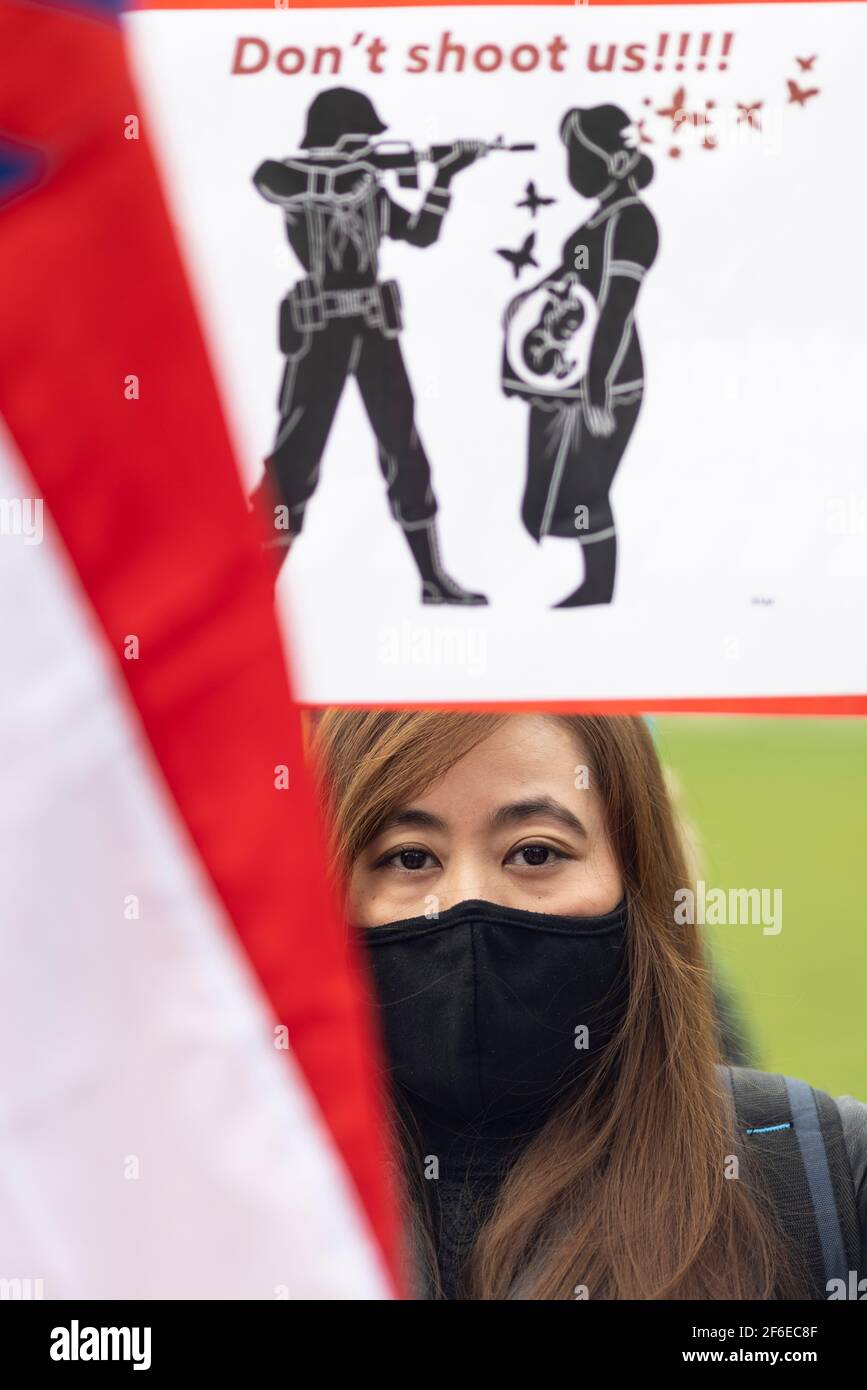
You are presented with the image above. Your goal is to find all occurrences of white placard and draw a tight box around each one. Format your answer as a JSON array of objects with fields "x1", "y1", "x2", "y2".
[{"x1": 125, "y1": 4, "x2": 867, "y2": 704}]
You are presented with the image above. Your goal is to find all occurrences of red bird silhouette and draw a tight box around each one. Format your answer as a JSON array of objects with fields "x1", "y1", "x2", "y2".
[
  {"x1": 796, "y1": 55, "x2": 817, "y2": 71},
  {"x1": 787, "y1": 79, "x2": 820, "y2": 107}
]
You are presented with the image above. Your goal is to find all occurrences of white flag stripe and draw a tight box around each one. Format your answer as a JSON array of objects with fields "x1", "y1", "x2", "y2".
[{"x1": 0, "y1": 427, "x2": 392, "y2": 1300}]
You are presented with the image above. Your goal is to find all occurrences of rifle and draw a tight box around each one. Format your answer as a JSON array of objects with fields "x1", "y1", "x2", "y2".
[
  {"x1": 364, "y1": 135, "x2": 536, "y2": 188},
  {"x1": 255, "y1": 135, "x2": 535, "y2": 204}
]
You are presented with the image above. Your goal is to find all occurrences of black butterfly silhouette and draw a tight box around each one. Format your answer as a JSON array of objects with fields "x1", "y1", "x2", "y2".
[
  {"x1": 497, "y1": 232, "x2": 539, "y2": 279},
  {"x1": 517, "y1": 181, "x2": 556, "y2": 217}
]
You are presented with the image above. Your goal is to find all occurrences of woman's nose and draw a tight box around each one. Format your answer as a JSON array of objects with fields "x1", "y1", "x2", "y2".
[{"x1": 438, "y1": 862, "x2": 500, "y2": 912}]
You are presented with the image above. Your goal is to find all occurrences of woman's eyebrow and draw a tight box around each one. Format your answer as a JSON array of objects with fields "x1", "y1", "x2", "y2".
[
  {"x1": 489, "y1": 798, "x2": 588, "y2": 838},
  {"x1": 378, "y1": 808, "x2": 448, "y2": 834}
]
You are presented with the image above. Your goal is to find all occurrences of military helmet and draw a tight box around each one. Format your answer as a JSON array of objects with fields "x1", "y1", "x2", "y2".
[{"x1": 301, "y1": 88, "x2": 388, "y2": 149}]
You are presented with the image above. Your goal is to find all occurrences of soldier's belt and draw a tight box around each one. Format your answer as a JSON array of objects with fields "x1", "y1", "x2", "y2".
[
  {"x1": 321, "y1": 287, "x2": 381, "y2": 317},
  {"x1": 286, "y1": 277, "x2": 403, "y2": 337}
]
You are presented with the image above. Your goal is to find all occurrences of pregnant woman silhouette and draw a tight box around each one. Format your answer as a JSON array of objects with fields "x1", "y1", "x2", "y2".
[{"x1": 503, "y1": 106, "x2": 659, "y2": 607}]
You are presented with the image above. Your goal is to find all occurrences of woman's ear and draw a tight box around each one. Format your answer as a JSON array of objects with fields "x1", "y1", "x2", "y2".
[{"x1": 609, "y1": 149, "x2": 640, "y2": 179}]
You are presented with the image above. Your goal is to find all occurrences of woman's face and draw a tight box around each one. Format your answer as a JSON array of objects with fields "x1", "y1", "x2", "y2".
[
  {"x1": 349, "y1": 716, "x2": 624, "y2": 927},
  {"x1": 565, "y1": 135, "x2": 611, "y2": 199}
]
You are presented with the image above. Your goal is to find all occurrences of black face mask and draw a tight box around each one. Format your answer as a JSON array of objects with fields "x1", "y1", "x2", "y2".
[{"x1": 360, "y1": 898, "x2": 629, "y2": 1126}]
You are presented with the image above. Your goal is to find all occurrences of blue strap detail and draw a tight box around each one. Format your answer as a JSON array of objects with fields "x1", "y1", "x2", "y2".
[
  {"x1": 747, "y1": 1122, "x2": 792, "y2": 1135},
  {"x1": 784, "y1": 1076, "x2": 849, "y2": 1289}
]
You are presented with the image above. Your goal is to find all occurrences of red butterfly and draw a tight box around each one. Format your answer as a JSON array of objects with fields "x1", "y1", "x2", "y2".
[
  {"x1": 736, "y1": 102, "x2": 763, "y2": 129},
  {"x1": 656, "y1": 86, "x2": 687, "y2": 125},
  {"x1": 787, "y1": 79, "x2": 820, "y2": 107},
  {"x1": 796, "y1": 55, "x2": 817, "y2": 71}
]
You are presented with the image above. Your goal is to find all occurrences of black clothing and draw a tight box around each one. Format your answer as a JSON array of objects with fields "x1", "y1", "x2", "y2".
[
  {"x1": 252, "y1": 156, "x2": 452, "y2": 538},
  {"x1": 405, "y1": 1078, "x2": 867, "y2": 1301},
  {"x1": 255, "y1": 162, "x2": 450, "y2": 288},
  {"x1": 506, "y1": 194, "x2": 658, "y2": 545},
  {"x1": 413, "y1": 973, "x2": 755, "y2": 1300},
  {"x1": 523, "y1": 396, "x2": 640, "y2": 543},
  {"x1": 560, "y1": 199, "x2": 656, "y2": 409},
  {"x1": 362, "y1": 899, "x2": 865, "y2": 1299},
  {"x1": 407, "y1": 1097, "x2": 551, "y2": 1301},
  {"x1": 839, "y1": 1092, "x2": 867, "y2": 1277},
  {"x1": 251, "y1": 314, "x2": 437, "y2": 536},
  {"x1": 723, "y1": 1066, "x2": 867, "y2": 1297}
]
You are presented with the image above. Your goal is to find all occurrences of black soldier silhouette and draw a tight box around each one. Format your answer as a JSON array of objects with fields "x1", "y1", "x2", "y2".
[
  {"x1": 249, "y1": 87, "x2": 496, "y2": 604},
  {"x1": 502, "y1": 105, "x2": 659, "y2": 607}
]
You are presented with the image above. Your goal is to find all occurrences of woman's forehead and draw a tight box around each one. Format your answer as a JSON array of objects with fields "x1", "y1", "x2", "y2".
[{"x1": 404, "y1": 718, "x2": 595, "y2": 811}]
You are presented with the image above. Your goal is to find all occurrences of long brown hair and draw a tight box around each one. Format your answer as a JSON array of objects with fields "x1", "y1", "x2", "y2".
[{"x1": 309, "y1": 710, "x2": 808, "y2": 1300}]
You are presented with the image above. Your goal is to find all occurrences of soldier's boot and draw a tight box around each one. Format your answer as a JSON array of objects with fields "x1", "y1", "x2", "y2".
[
  {"x1": 404, "y1": 521, "x2": 488, "y2": 606},
  {"x1": 249, "y1": 475, "x2": 297, "y2": 580},
  {"x1": 553, "y1": 534, "x2": 617, "y2": 608}
]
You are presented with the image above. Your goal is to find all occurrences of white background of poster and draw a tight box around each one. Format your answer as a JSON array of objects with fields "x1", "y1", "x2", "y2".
[{"x1": 126, "y1": 4, "x2": 867, "y2": 703}]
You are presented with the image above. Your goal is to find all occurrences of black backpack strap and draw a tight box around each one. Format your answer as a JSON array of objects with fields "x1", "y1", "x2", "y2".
[{"x1": 720, "y1": 1064, "x2": 860, "y2": 1297}]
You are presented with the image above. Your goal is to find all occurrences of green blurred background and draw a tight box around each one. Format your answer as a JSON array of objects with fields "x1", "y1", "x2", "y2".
[{"x1": 654, "y1": 717, "x2": 867, "y2": 1100}]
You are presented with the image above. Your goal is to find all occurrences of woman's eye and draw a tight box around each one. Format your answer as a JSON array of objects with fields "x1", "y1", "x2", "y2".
[
  {"x1": 384, "y1": 848, "x2": 435, "y2": 872},
  {"x1": 509, "y1": 844, "x2": 564, "y2": 868}
]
